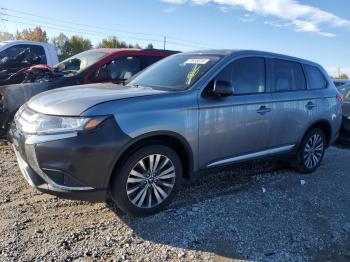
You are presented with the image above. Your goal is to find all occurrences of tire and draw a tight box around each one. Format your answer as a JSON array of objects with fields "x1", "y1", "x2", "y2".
[
  {"x1": 111, "y1": 144, "x2": 182, "y2": 216},
  {"x1": 294, "y1": 128, "x2": 326, "y2": 174}
]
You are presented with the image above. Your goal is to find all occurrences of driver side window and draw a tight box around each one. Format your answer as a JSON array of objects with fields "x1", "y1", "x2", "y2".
[
  {"x1": 215, "y1": 57, "x2": 266, "y2": 95},
  {"x1": 92, "y1": 56, "x2": 141, "y2": 82}
]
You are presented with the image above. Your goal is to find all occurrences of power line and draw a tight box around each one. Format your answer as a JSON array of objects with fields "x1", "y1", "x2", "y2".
[
  {"x1": 2, "y1": 12, "x2": 101, "y2": 33},
  {"x1": 167, "y1": 36, "x2": 227, "y2": 49},
  {"x1": 1, "y1": 7, "x2": 162, "y2": 38},
  {"x1": 1, "y1": 7, "x2": 227, "y2": 49},
  {"x1": 1, "y1": 13, "x2": 164, "y2": 43},
  {"x1": 167, "y1": 40, "x2": 210, "y2": 49},
  {"x1": 2, "y1": 19, "x2": 165, "y2": 44},
  {"x1": 1, "y1": 17, "x2": 211, "y2": 49},
  {"x1": 1, "y1": 12, "x2": 209, "y2": 49},
  {"x1": 3, "y1": 18, "x2": 210, "y2": 49}
]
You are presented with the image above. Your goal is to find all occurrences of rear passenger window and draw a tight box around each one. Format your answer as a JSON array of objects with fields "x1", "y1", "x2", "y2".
[
  {"x1": 216, "y1": 57, "x2": 265, "y2": 95},
  {"x1": 272, "y1": 59, "x2": 306, "y2": 91},
  {"x1": 304, "y1": 65, "x2": 327, "y2": 89}
]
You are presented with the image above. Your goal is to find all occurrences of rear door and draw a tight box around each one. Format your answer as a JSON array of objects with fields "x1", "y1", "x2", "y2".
[
  {"x1": 268, "y1": 58, "x2": 314, "y2": 149},
  {"x1": 198, "y1": 57, "x2": 273, "y2": 168}
]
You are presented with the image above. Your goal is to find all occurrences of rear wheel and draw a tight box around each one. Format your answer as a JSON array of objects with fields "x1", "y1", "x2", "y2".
[
  {"x1": 294, "y1": 128, "x2": 326, "y2": 173},
  {"x1": 111, "y1": 144, "x2": 182, "y2": 216}
]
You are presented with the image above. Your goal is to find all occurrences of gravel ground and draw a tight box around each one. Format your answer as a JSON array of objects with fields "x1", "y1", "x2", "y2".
[{"x1": 1, "y1": 141, "x2": 350, "y2": 262}]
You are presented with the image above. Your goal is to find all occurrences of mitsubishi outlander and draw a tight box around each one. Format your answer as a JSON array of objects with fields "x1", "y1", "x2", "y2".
[{"x1": 10, "y1": 50, "x2": 342, "y2": 215}]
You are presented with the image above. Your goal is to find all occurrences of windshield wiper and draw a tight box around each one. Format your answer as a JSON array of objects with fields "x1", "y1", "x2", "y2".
[{"x1": 129, "y1": 83, "x2": 141, "y2": 88}]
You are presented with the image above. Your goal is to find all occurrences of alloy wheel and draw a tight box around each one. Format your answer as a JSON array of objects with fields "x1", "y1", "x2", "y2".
[
  {"x1": 126, "y1": 154, "x2": 176, "y2": 209},
  {"x1": 303, "y1": 134, "x2": 324, "y2": 169}
]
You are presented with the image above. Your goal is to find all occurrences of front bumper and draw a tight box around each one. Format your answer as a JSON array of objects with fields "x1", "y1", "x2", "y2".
[
  {"x1": 12, "y1": 144, "x2": 106, "y2": 200},
  {"x1": 9, "y1": 117, "x2": 130, "y2": 201}
]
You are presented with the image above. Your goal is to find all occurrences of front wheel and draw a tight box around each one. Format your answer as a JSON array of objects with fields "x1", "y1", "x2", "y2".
[
  {"x1": 294, "y1": 128, "x2": 326, "y2": 173},
  {"x1": 111, "y1": 144, "x2": 182, "y2": 216}
]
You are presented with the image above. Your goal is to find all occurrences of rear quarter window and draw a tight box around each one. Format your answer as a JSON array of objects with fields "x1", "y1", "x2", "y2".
[{"x1": 304, "y1": 64, "x2": 327, "y2": 89}]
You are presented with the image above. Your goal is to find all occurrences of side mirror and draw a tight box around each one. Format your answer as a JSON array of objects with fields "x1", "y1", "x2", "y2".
[{"x1": 212, "y1": 80, "x2": 233, "y2": 96}]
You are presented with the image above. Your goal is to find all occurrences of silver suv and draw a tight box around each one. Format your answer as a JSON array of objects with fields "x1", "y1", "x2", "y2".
[{"x1": 10, "y1": 50, "x2": 342, "y2": 215}]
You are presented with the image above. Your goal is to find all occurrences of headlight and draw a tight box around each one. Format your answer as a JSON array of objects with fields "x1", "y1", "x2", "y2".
[{"x1": 17, "y1": 111, "x2": 107, "y2": 135}]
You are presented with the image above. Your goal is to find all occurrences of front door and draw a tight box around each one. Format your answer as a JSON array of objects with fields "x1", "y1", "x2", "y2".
[{"x1": 198, "y1": 57, "x2": 273, "y2": 168}]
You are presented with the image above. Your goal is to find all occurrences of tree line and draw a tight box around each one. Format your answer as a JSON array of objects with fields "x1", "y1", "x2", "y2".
[
  {"x1": 332, "y1": 74, "x2": 349, "y2": 80},
  {"x1": 0, "y1": 26, "x2": 349, "y2": 79},
  {"x1": 0, "y1": 26, "x2": 154, "y2": 61}
]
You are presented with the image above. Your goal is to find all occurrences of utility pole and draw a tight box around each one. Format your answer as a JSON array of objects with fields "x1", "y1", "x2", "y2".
[
  {"x1": 163, "y1": 36, "x2": 166, "y2": 50},
  {"x1": 338, "y1": 66, "x2": 341, "y2": 78}
]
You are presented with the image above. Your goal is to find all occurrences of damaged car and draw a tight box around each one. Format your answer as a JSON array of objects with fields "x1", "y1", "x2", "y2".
[
  {"x1": 0, "y1": 40, "x2": 58, "y2": 86},
  {"x1": 0, "y1": 48, "x2": 177, "y2": 137}
]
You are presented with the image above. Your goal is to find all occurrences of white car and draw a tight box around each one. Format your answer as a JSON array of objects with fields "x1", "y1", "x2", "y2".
[{"x1": 0, "y1": 40, "x2": 58, "y2": 67}]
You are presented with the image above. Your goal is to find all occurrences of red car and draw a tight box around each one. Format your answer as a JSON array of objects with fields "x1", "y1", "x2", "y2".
[
  {"x1": 53, "y1": 48, "x2": 179, "y2": 85},
  {"x1": 0, "y1": 48, "x2": 178, "y2": 137}
]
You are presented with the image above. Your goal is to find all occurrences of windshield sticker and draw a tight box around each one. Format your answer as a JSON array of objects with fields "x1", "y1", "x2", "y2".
[
  {"x1": 185, "y1": 58, "x2": 209, "y2": 65},
  {"x1": 186, "y1": 64, "x2": 201, "y2": 85}
]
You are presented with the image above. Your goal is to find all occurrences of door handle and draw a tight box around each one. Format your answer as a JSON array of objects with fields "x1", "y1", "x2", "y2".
[
  {"x1": 306, "y1": 101, "x2": 316, "y2": 110},
  {"x1": 256, "y1": 105, "x2": 271, "y2": 115}
]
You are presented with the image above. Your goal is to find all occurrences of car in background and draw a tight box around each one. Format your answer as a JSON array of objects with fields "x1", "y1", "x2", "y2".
[
  {"x1": 336, "y1": 82, "x2": 350, "y2": 144},
  {"x1": 10, "y1": 50, "x2": 342, "y2": 216},
  {"x1": 0, "y1": 40, "x2": 58, "y2": 86},
  {"x1": 334, "y1": 79, "x2": 349, "y2": 87},
  {"x1": 0, "y1": 48, "x2": 177, "y2": 137}
]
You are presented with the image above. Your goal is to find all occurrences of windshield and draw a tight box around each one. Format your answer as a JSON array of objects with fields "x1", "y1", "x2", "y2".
[
  {"x1": 54, "y1": 50, "x2": 108, "y2": 73},
  {"x1": 128, "y1": 54, "x2": 223, "y2": 90},
  {"x1": 338, "y1": 83, "x2": 350, "y2": 99}
]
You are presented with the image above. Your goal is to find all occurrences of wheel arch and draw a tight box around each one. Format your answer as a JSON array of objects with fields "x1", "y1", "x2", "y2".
[
  {"x1": 107, "y1": 131, "x2": 194, "y2": 187},
  {"x1": 301, "y1": 120, "x2": 332, "y2": 147}
]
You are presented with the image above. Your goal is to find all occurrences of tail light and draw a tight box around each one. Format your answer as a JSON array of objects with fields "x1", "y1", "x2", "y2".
[{"x1": 336, "y1": 94, "x2": 344, "y2": 103}]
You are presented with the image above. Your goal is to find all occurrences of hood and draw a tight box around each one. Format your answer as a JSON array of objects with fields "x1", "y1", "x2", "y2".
[{"x1": 27, "y1": 83, "x2": 167, "y2": 116}]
